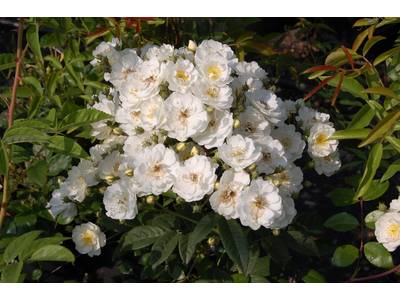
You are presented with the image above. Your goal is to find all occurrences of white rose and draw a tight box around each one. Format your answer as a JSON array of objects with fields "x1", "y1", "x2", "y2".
[
  {"x1": 72, "y1": 222, "x2": 106, "y2": 257},
  {"x1": 375, "y1": 212, "x2": 400, "y2": 252}
]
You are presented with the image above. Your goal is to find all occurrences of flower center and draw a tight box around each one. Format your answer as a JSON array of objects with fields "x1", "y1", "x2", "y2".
[
  {"x1": 231, "y1": 148, "x2": 245, "y2": 157},
  {"x1": 150, "y1": 163, "x2": 165, "y2": 179},
  {"x1": 78, "y1": 175, "x2": 85, "y2": 185},
  {"x1": 250, "y1": 195, "x2": 266, "y2": 219},
  {"x1": 130, "y1": 110, "x2": 141, "y2": 120},
  {"x1": 146, "y1": 105, "x2": 159, "y2": 120},
  {"x1": 316, "y1": 133, "x2": 328, "y2": 147},
  {"x1": 207, "y1": 65, "x2": 221, "y2": 80},
  {"x1": 178, "y1": 109, "x2": 189, "y2": 123},
  {"x1": 208, "y1": 119, "x2": 217, "y2": 130},
  {"x1": 220, "y1": 188, "x2": 236, "y2": 204},
  {"x1": 82, "y1": 232, "x2": 94, "y2": 246},
  {"x1": 189, "y1": 173, "x2": 199, "y2": 183},
  {"x1": 175, "y1": 70, "x2": 189, "y2": 83},
  {"x1": 387, "y1": 222, "x2": 400, "y2": 240},
  {"x1": 281, "y1": 137, "x2": 292, "y2": 150},
  {"x1": 262, "y1": 152, "x2": 272, "y2": 164},
  {"x1": 205, "y1": 87, "x2": 219, "y2": 98}
]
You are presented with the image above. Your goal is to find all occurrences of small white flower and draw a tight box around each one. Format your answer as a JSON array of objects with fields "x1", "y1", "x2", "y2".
[
  {"x1": 191, "y1": 79, "x2": 234, "y2": 110},
  {"x1": 72, "y1": 222, "x2": 106, "y2": 257},
  {"x1": 313, "y1": 149, "x2": 341, "y2": 177},
  {"x1": 98, "y1": 150, "x2": 124, "y2": 180},
  {"x1": 245, "y1": 89, "x2": 287, "y2": 126},
  {"x1": 234, "y1": 106, "x2": 271, "y2": 139},
  {"x1": 236, "y1": 177, "x2": 283, "y2": 230},
  {"x1": 141, "y1": 44, "x2": 174, "y2": 62},
  {"x1": 166, "y1": 58, "x2": 198, "y2": 93},
  {"x1": 296, "y1": 106, "x2": 332, "y2": 131},
  {"x1": 174, "y1": 46, "x2": 195, "y2": 63},
  {"x1": 308, "y1": 123, "x2": 338, "y2": 158},
  {"x1": 195, "y1": 39, "x2": 238, "y2": 69},
  {"x1": 103, "y1": 180, "x2": 138, "y2": 220},
  {"x1": 210, "y1": 168, "x2": 250, "y2": 220},
  {"x1": 173, "y1": 155, "x2": 218, "y2": 202},
  {"x1": 270, "y1": 163, "x2": 304, "y2": 194},
  {"x1": 162, "y1": 92, "x2": 210, "y2": 142},
  {"x1": 49, "y1": 183, "x2": 77, "y2": 218},
  {"x1": 133, "y1": 144, "x2": 180, "y2": 195},
  {"x1": 283, "y1": 98, "x2": 305, "y2": 114},
  {"x1": 375, "y1": 212, "x2": 400, "y2": 252},
  {"x1": 254, "y1": 135, "x2": 287, "y2": 175},
  {"x1": 230, "y1": 76, "x2": 263, "y2": 95},
  {"x1": 90, "y1": 38, "x2": 121, "y2": 67},
  {"x1": 389, "y1": 197, "x2": 400, "y2": 213},
  {"x1": 218, "y1": 134, "x2": 262, "y2": 170},
  {"x1": 196, "y1": 54, "x2": 233, "y2": 87},
  {"x1": 234, "y1": 61, "x2": 268, "y2": 80},
  {"x1": 109, "y1": 48, "x2": 141, "y2": 91},
  {"x1": 64, "y1": 166, "x2": 88, "y2": 203},
  {"x1": 123, "y1": 130, "x2": 165, "y2": 160},
  {"x1": 269, "y1": 191, "x2": 297, "y2": 229},
  {"x1": 192, "y1": 108, "x2": 234, "y2": 149},
  {"x1": 270, "y1": 124, "x2": 305, "y2": 163}
]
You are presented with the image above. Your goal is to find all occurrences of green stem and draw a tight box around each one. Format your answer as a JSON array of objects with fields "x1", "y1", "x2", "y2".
[{"x1": 155, "y1": 202, "x2": 198, "y2": 225}]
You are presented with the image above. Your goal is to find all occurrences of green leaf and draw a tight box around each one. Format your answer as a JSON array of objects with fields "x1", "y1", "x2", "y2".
[
  {"x1": 240, "y1": 41, "x2": 278, "y2": 56},
  {"x1": 46, "y1": 71, "x2": 61, "y2": 96},
  {"x1": 248, "y1": 256, "x2": 271, "y2": 277},
  {"x1": 324, "y1": 212, "x2": 359, "y2": 232},
  {"x1": 58, "y1": 108, "x2": 113, "y2": 132},
  {"x1": 152, "y1": 214, "x2": 181, "y2": 230},
  {"x1": 70, "y1": 53, "x2": 94, "y2": 63},
  {"x1": 26, "y1": 160, "x2": 48, "y2": 187},
  {"x1": 47, "y1": 154, "x2": 71, "y2": 176},
  {"x1": 347, "y1": 104, "x2": 376, "y2": 129},
  {"x1": 362, "y1": 36, "x2": 386, "y2": 56},
  {"x1": 361, "y1": 86, "x2": 399, "y2": 100},
  {"x1": 236, "y1": 31, "x2": 255, "y2": 44},
  {"x1": 364, "y1": 242, "x2": 394, "y2": 268},
  {"x1": 386, "y1": 53, "x2": 400, "y2": 82},
  {"x1": 46, "y1": 136, "x2": 89, "y2": 159},
  {"x1": 178, "y1": 232, "x2": 195, "y2": 265},
  {"x1": 218, "y1": 218, "x2": 249, "y2": 276},
  {"x1": 31, "y1": 269, "x2": 42, "y2": 280},
  {"x1": 321, "y1": 75, "x2": 368, "y2": 100},
  {"x1": 44, "y1": 55, "x2": 62, "y2": 70},
  {"x1": 328, "y1": 129, "x2": 371, "y2": 141},
  {"x1": 246, "y1": 243, "x2": 260, "y2": 275},
  {"x1": 261, "y1": 235, "x2": 289, "y2": 269},
  {"x1": 121, "y1": 226, "x2": 166, "y2": 251},
  {"x1": 365, "y1": 210, "x2": 385, "y2": 229},
  {"x1": 1, "y1": 87, "x2": 36, "y2": 98},
  {"x1": 374, "y1": 45, "x2": 400, "y2": 66},
  {"x1": 231, "y1": 273, "x2": 250, "y2": 283},
  {"x1": 331, "y1": 244, "x2": 359, "y2": 267},
  {"x1": 381, "y1": 159, "x2": 400, "y2": 182},
  {"x1": 362, "y1": 180, "x2": 389, "y2": 201},
  {"x1": 250, "y1": 275, "x2": 270, "y2": 283},
  {"x1": 19, "y1": 236, "x2": 71, "y2": 261},
  {"x1": 280, "y1": 230, "x2": 320, "y2": 257},
  {"x1": 300, "y1": 269, "x2": 327, "y2": 283},
  {"x1": 27, "y1": 245, "x2": 75, "y2": 263},
  {"x1": 26, "y1": 26, "x2": 43, "y2": 62},
  {"x1": 1, "y1": 261, "x2": 23, "y2": 283},
  {"x1": 65, "y1": 64, "x2": 84, "y2": 91},
  {"x1": 3, "y1": 127, "x2": 48, "y2": 144},
  {"x1": 22, "y1": 76, "x2": 43, "y2": 95},
  {"x1": 0, "y1": 53, "x2": 17, "y2": 71},
  {"x1": 385, "y1": 136, "x2": 400, "y2": 154},
  {"x1": 10, "y1": 145, "x2": 30, "y2": 164},
  {"x1": 9, "y1": 118, "x2": 55, "y2": 133},
  {"x1": 325, "y1": 188, "x2": 358, "y2": 206},
  {"x1": 151, "y1": 230, "x2": 179, "y2": 269},
  {"x1": 3, "y1": 230, "x2": 44, "y2": 264},
  {"x1": 354, "y1": 143, "x2": 383, "y2": 200},
  {"x1": 27, "y1": 96, "x2": 44, "y2": 119},
  {"x1": 188, "y1": 212, "x2": 220, "y2": 246}
]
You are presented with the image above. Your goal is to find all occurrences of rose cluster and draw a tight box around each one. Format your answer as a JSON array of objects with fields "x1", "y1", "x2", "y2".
[{"x1": 49, "y1": 38, "x2": 341, "y2": 256}]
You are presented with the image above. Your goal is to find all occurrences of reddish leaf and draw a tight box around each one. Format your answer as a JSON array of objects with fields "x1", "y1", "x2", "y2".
[
  {"x1": 124, "y1": 20, "x2": 138, "y2": 29},
  {"x1": 140, "y1": 17, "x2": 158, "y2": 21},
  {"x1": 331, "y1": 72, "x2": 345, "y2": 106},
  {"x1": 303, "y1": 73, "x2": 341, "y2": 101},
  {"x1": 341, "y1": 46, "x2": 354, "y2": 70},
  {"x1": 86, "y1": 26, "x2": 115, "y2": 40},
  {"x1": 303, "y1": 65, "x2": 344, "y2": 74},
  {"x1": 116, "y1": 26, "x2": 122, "y2": 41}
]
